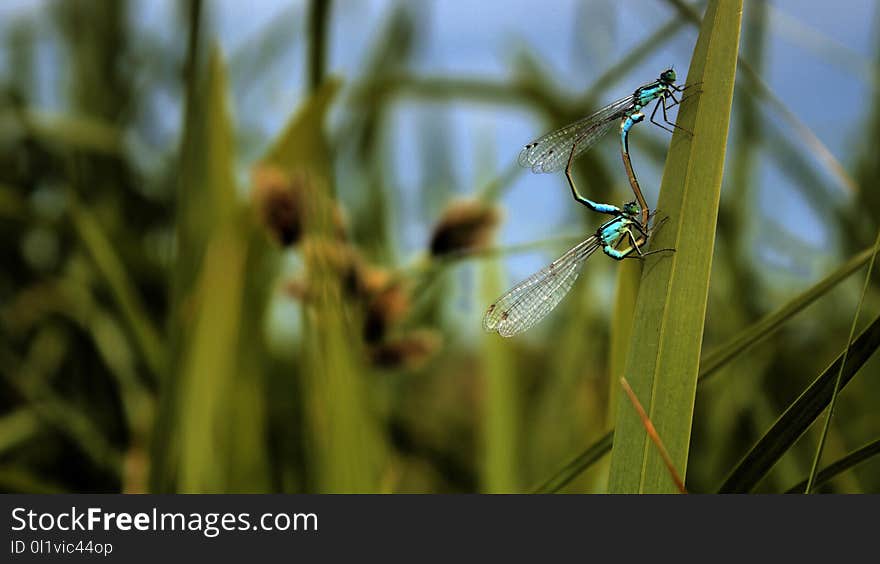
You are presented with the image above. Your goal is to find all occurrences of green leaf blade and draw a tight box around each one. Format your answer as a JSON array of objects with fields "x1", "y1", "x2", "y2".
[{"x1": 608, "y1": 0, "x2": 743, "y2": 493}]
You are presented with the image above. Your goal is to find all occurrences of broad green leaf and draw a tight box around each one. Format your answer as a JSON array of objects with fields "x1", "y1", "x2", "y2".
[
  {"x1": 608, "y1": 0, "x2": 743, "y2": 493},
  {"x1": 608, "y1": 261, "x2": 641, "y2": 424},
  {"x1": 172, "y1": 46, "x2": 239, "y2": 305},
  {"x1": 160, "y1": 47, "x2": 270, "y2": 492},
  {"x1": 263, "y1": 78, "x2": 341, "y2": 181},
  {"x1": 176, "y1": 222, "x2": 250, "y2": 492}
]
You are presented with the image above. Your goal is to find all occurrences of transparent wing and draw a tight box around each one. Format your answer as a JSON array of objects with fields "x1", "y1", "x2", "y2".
[
  {"x1": 518, "y1": 94, "x2": 636, "y2": 174},
  {"x1": 483, "y1": 236, "x2": 602, "y2": 337}
]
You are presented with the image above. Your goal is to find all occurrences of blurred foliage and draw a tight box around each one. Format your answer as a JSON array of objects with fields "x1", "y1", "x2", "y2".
[{"x1": 1, "y1": 0, "x2": 879, "y2": 493}]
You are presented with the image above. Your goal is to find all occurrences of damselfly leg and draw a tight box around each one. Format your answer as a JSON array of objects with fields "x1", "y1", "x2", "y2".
[
  {"x1": 650, "y1": 95, "x2": 693, "y2": 135},
  {"x1": 654, "y1": 81, "x2": 703, "y2": 134},
  {"x1": 674, "y1": 81, "x2": 703, "y2": 93},
  {"x1": 623, "y1": 229, "x2": 675, "y2": 259}
]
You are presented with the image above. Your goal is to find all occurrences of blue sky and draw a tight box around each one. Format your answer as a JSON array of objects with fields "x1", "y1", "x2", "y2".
[{"x1": 2, "y1": 0, "x2": 876, "y2": 294}]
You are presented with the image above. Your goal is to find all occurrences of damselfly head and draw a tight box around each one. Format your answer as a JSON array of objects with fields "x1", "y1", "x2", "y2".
[
  {"x1": 660, "y1": 67, "x2": 677, "y2": 84},
  {"x1": 622, "y1": 201, "x2": 640, "y2": 216}
]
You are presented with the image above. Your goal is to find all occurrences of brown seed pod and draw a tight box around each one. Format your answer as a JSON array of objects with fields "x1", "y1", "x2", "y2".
[
  {"x1": 363, "y1": 279, "x2": 410, "y2": 344},
  {"x1": 251, "y1": 165, "x2": 348, "y2": 246},
  {"x1": 369, "y1": 330, "x2": 442, "y2": 370},
  {"x1": 429, "y1": 199, "x2": 501, "y2": 257},
  {"x1": 251, "y1": 165, "x2": 304, "y2": 246}
]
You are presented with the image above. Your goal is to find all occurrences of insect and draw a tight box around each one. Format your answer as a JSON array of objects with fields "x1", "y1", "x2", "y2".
[
  {"x1": 517, "y1": 68, "x2": 692, "y2": 215},
  {"x1": 483, "y1": 200, "x2": 671, "y2": 337}
]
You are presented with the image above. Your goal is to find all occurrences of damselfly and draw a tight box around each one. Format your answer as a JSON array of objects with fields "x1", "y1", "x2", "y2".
[
  {"x1": 483, "y1": 201, "x2": 671, "y2": 337},
  {"x1": 518, "y1": 68, "x2": 691, "y2": 219}
]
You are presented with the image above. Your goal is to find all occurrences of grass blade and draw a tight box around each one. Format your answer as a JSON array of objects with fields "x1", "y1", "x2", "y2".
[
  {"x1": 699, "y1": 247, "x2": 875, "y2": 380},
  {"x1": 718, "y1": 312, "x2": 880, "y2": 493},
  {"x1": 5, "y1": 109, "x2": 126, "y2": 156},
  {"x1": 608, "y1": 261, "x2": 641, "y2": 424},
  {"x1": 620, "y1": 377, "x2": 686, "y2": 494},
  {"x1": 531, "y1": 431, "x2": 613, "y2": 494},
  {"x1": 535, "y1": 245, "x2": 874, "y2": 491},
  {"x1": 171, "y1": 48, "x2": 263, "y2": 492},
  {"x1": 665, "y1": 0, "x2": 858, "y2": 195},
  {"x1": 0, "y1": 468, "x2": 66, "y2": 494},
  {"x1": 481, "y1": 258, "x2": 520, "y2": 493},
  {"x1": 68, "y1": 194, "x2": 164, "y2": 379},
  {"x1": 786, "y1": 438, "x2": 880, "y2": 493},
  {"x1": 608, "y1": 0, "x2": 742, "y2": 493},
  {"x1": 176, "y1": 221, "x2": 249, "y2": 491},
  {"x1": 0, "y1": 409, "x2": 39, "y2": 455},
  {"x1": 805, "y1": 228, "x2": 880, "y2": 491}
]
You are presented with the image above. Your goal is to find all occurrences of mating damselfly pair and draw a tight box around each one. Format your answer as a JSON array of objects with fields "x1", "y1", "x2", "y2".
[{"x1": 484, "y1": 68, "x2": 695, "y2": 337}]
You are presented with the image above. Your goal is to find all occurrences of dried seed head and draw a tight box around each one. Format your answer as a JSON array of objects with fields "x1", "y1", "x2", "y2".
[
  {"x1": 429, "y1": 199, "x2": 501, "y2": 257},
  {"x1": 284, "y1": 242, "x2": 410, "y2": 344},
  {"x1": 251, "y1": 165, "x2": 347, "y2": 246},
  {"x1": 251, "y1": 165, "x2": 304, "y2": 246},
  {"x1": 369, "y1": 330, "x2": 441, "y2": 370},
  {"x1": 359, "y1": 264, "x2": 392, "y2": 297},
  {"x1": 299, "y1": 237, "x2": 364, "y2": 295},
  {"x1": 363, "y1": 280, "x2": 410, "y2": 343}
]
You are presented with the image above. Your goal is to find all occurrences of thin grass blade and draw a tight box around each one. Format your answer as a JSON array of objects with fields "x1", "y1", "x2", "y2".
[
  {"x1": 805, "y1": 228, "x2": 880, "y2": 491},
  {"x1": 699, "y1": 247, "x2": 875, "y2": 380},
  {"x1": 786, "y1": 438, "x2": 880, "y2": 493},
  {"x1": 531, "y1": 431, "x2": 613, "y2": 494},
  {"x1": 718, "y1": 313, "x2": 880, "y2": 493}
]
